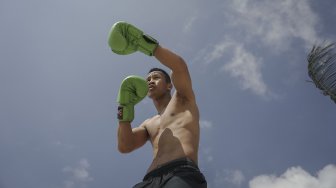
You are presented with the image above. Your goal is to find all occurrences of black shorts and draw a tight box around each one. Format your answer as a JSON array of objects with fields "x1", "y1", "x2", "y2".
[{"x1": 133, "y1": 157, "x2": 207, "y2": 188}]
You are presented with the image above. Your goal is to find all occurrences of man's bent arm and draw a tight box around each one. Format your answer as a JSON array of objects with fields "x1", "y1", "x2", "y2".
[
  {"x1": 154, "y1": 45, "x2": 194, "y2": 100},
  {"x1": 117, "y1": 121, "x2": 148, "y2": 153}
]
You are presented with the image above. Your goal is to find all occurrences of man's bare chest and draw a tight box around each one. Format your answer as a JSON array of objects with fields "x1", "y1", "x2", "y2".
[{"x1": 146, "y1": 110, "x2": 194, "y2": 143}]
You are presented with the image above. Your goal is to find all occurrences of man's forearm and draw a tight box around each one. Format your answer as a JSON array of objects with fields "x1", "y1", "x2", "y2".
[
  {"x1": 154, "y1": 45, "x2": 194, "y2": 99},
  {"x1": 154, "y1": 45, "x2": 188, "y2": 72},
  {"x1": 117, "y1": 122, "x2": 135, "y2": 153}
]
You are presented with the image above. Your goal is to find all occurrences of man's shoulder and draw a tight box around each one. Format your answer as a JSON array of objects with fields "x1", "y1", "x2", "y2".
[{"x1": 140, "y1": 115, "x2": 159, "y2": 128}]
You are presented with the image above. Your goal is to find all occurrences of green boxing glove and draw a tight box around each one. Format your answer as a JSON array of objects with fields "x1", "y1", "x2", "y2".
[
  {"x1": 117, "y1": 75, "x2": 149, "y2": 122},
  {"x1": 108, "y1": 21, "x2": 158, "y2": 56}
]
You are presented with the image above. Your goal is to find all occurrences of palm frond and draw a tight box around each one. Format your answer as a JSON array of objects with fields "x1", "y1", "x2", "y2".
[{"x1": 307, "y1": 42, "x2": 336, "y2": 103}]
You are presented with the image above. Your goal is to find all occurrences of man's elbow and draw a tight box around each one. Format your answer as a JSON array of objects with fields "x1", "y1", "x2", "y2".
[
  {"x1": 118, "y1": 144, "x2": 134, "y2": 154},
  {"x1": 175, "y1": 57, "x2": 188, "y2": 72}
]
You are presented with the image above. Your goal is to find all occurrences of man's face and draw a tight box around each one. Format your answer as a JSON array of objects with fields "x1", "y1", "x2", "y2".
[{"x1": 146, "y1": 71, "x2": 171, "y2": 99}]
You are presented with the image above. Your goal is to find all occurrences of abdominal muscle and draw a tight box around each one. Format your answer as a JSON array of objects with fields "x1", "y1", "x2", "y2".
[{"x1": 146, "y1": 122, "x2": 199, "y2": 173}]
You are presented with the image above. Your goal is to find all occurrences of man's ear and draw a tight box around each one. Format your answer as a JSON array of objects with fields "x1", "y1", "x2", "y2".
[{"x1": 167, "y1": 83, "x2": 173, "y2": 91}]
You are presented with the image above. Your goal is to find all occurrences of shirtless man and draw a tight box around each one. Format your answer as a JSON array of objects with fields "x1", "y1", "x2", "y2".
[{"x1": 108, "y1": 21, "x2": 207, "y2": 188}]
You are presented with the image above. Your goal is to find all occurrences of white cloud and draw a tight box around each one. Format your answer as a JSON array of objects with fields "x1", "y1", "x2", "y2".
[
  {"x1": 227, "y1": 0, "x2": 321, "y2": 50},
  {"x1": 203, "y1": 40, "x2": 235, "y2": 65},
  {"x1": 223, "y1": 43, "x2": 268, "y2": 96},
  {"x1": 197, "y1": 0, "x2": 321, "y2": 98},
  {"x1": 200, "y1": 119, "x2": 214, "y2": 129},
  {"x1": 199, "y1": 120, "x2": 214, "y2": 163},
  {"x1": 53, "y1": 140, "x2": 75, "y2": 151},
  {"x1": 63, "y1": 158, "x2": 93, "y2": 188},
  {"x1": 199, "y1": 147, "x2": 214, "y2": 165},
  {"x1": 215, "y1": 169, "x2": 245, "y2": 187},
  {"x1": 249, "y1": 164, "x2": 336, "y2": 188},
  {"x1": 183, "y1": 15, "x2": 197, "y2": 33},
  {"x1": 202, "y1": 39, "x2": 270, "y2": 97}
]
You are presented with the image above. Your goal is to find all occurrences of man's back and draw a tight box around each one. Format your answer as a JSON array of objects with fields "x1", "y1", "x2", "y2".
[{"x1": 144, "y1": 92, "x2": 200, "y2": 172}]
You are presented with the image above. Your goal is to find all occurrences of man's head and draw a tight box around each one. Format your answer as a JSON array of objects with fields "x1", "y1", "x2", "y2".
[
  {"x1": 148, "y1": 68, "x2": 171, "y2": 83},
  {"x1": 146, "y1": 68, "x2": 172, "y2": 99}
]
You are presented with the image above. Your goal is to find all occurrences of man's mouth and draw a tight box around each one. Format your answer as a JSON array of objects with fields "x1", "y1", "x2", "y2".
[{"x1": 148, "y1": 85, "x2": 155, "y2": 90}]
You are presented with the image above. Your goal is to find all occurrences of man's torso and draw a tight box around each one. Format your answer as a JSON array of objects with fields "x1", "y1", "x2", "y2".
[{"x1": 144, "y1": 93, "x2": 200, "y2": 172}]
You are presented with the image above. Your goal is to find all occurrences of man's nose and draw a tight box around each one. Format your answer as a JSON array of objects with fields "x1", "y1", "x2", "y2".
[{"x1": 148, "y1": 79, "x2": 155, "y2": 85}]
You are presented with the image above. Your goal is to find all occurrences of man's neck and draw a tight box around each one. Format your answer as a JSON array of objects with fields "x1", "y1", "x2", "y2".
[{"x1": 153, "y1": 93, "x2": 171, "y2": 115}]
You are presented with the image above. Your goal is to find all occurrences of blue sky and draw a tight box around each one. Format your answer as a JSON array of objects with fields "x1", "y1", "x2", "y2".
[{"x1": 1, "y1": 0, "x2": 336, "y2": 188}]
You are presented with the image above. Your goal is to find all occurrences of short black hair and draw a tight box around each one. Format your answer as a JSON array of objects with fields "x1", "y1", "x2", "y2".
[{"x1": 148, "y1": 68, "x2": 171, "y2": 83}]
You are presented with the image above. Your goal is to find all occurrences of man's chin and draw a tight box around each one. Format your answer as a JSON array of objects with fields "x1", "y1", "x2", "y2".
[
  {"x1": 147, "y1": 92, "x2": 160, "y2": 99},
  {"x1": 147, "y1": 92, "x2": 154, "y2": 99}
]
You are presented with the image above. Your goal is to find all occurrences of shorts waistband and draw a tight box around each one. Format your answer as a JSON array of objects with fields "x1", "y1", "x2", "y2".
[{"x1": 143, "y1": 157, "x2": 199, "y2": 180}]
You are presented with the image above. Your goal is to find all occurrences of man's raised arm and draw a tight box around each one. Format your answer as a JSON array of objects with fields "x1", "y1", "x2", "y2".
[
  {"x1": 154, "y1": 46, "x2": 195, "y2": 100},
  {"x1": 108, "y1": 21, "x2": 195, "y2": 101}
]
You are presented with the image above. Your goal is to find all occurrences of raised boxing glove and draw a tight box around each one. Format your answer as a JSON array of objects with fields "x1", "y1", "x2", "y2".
[
  {"x1": 117, "y1": 75, "x2": 149, "y2": 122},
  {"x1": 108, "y1": 21, "x2": 158, "y2": 56}
]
